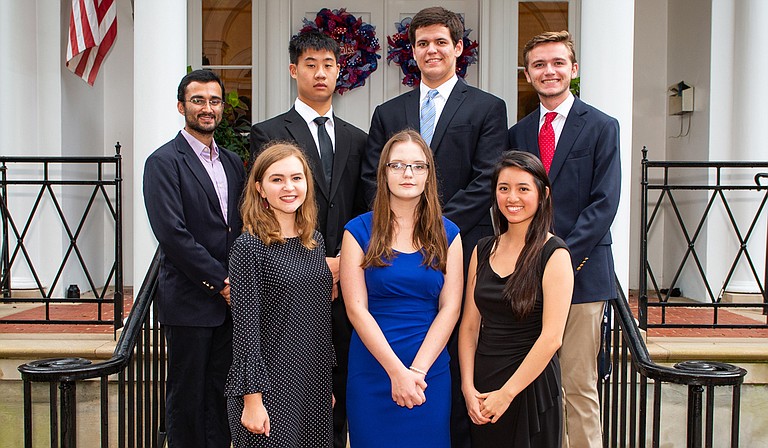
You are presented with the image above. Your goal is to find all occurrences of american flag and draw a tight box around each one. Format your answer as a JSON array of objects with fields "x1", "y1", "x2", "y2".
[{"x1": 66, "y1": 0, "x2": 118, "y2": 86}]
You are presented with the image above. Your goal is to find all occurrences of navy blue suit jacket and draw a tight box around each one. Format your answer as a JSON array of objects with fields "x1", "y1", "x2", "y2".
[
  {"x1": 508, "y1": 97, "x2": 620, "y2": 303},
  {"x1": 250, "y1": 107, "x2": 367, "y2": 256},
  {"x1": 143, "y1": 132, "x2": 245, "y2": 326},
  {"x1": 363, "y1": 80, "x2": 508, "y2": 257}
]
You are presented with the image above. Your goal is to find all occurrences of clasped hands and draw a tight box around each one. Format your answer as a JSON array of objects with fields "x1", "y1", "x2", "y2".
[
  {"x1": 390, "y1": 367, "x2": 428, "y2": 409},
  {"x1": 463, "y1": 386, "x2": 513, "y2": 425}
]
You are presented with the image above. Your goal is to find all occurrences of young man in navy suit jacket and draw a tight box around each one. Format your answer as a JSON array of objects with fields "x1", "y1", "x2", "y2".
[
  {"x1": 249, "y1": 31, "x2": 367, "y2": 448},
  {"x1": 362, "y1": 7, "x2": 508, "y2": 448},
  {"x1": 144, "y1": 70, "x2": 245, "y2": 448},
  {"x1": 508, "y1": 31, "x2": 621, "y2": 448}
]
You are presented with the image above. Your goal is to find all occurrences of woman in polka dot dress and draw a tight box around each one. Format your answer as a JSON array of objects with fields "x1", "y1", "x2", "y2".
[{"x1": 225, "y1": 142, "x2": 334, "y2": 447}]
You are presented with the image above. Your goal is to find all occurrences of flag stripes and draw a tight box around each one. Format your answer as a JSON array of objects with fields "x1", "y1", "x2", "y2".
[{"x1": 66, "y1": 0, "x2": 117, "y2": 86}]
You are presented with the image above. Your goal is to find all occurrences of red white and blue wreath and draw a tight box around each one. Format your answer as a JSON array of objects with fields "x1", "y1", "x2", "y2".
[
  {"x1": 386, "y1": 16, "x2": 479, "y2": 87},
  {"x1": 299, "y1": 8, "x2": 381, "y2": 95}
]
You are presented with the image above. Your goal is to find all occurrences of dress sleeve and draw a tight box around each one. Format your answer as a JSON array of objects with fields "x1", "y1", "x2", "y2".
[
  {"x1": 343, "y1": 212, "x2": 372, "y2": 250},
  {"x1": 442, "y1": 216, "x2": 461, "y2": 246},
  {"x1": 225, "y1": 235, "x2": 271, "y2": 397}
]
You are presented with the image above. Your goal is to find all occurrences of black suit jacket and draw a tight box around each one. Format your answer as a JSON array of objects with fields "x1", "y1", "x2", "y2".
[
  {"x1": 363, "y1": 79, "x2": 508, "y2": 255},
  {"x1": 250, "y1": 107, "x2": 368, "y2": 256},
  {"x1": 508, "y1": 97, "x2": 621, "y2": 303},
  {"x1": 143, "y1": 132, "x2": 245, "y2": 326}
]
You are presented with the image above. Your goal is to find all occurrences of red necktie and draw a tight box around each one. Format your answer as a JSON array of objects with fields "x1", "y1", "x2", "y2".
[{"x1": 539, "y1": 112, "x2": 557, "y2": 173}]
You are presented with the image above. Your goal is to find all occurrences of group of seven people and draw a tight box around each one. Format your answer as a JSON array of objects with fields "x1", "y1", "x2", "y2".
[{"x1": 143, "y1": 6, "x2": 621, "y2": 448}]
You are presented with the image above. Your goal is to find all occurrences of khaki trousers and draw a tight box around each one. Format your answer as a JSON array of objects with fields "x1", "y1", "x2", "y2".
[{"x1": 560, "y1": 301, "x2": 605, "y2": 448}]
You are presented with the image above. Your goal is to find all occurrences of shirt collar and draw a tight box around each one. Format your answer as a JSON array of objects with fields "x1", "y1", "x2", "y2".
[
  {"x1": 294, "y1": 98, "x2": 334, "y2": 127},
  {"x1": 181, "y1": 128, "x2": 219, "y2": 160},
  {"x1": 420, "y1": 74, "x2": 459, "y2": 102},
  {"x1": 539, "y1": 92, "x2": 575, "y2": 123}
]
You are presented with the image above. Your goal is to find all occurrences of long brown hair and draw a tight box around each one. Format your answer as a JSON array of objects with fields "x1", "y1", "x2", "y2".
[
  {"x1": 241, "y1": 142, "x2": 318, "y2": 249},
  {"x1": 363, "y1": 130, "x2": 448, "y2": 272},
  {"x1": 490, "y1": 151, "x2": 554, "y2": 318}
]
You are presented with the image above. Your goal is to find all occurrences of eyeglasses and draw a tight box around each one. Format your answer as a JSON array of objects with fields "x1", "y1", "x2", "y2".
[
  {"x1": 386, "y1": 162, "x2": 430, "y2": 175},
  {"x1": 185, "y1": 97, "x2": 223, "y2": 107}
]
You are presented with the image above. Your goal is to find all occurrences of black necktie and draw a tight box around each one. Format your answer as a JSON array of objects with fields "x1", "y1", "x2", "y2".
[{"x1": 314, "y1": 116, "x2": 333, "y2": 188}]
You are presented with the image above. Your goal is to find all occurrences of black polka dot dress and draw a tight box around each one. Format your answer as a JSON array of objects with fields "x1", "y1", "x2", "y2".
[{"x1": 225, "y1": 231, "x2": 334, "y2": 447}]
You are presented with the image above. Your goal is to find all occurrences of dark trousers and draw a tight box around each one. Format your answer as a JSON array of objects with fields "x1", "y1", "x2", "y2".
[
  {"x1": 164, "y1": 315, "x2": 233, "y2": 448},
  {"x1": 332, "y1": 296, "x2": 353, "y2": 448}
]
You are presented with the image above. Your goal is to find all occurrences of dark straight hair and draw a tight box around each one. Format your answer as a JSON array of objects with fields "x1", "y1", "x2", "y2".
[{"x1": 490, "y1": 150, "x2": 554, "y2": 318}]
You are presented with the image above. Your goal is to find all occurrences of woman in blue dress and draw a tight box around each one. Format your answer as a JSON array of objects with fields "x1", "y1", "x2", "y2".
[{"x1": 340, "y1": 130, "x2": 463, "y2": 447}]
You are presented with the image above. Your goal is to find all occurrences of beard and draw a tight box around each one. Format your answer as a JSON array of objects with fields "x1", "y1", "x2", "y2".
[{"x1": 183, "y1": 109, "x2": 221, "y2": 135}]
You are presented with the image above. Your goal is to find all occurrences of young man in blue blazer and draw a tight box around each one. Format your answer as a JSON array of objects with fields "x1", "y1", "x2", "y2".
[{"x1": 508, "y1": 31, "x2": 621, "y2": 448}]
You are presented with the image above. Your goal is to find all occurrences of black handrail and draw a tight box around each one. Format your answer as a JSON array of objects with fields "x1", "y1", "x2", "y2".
[
  {"x1": 18, "y1": 248, "x2": 163, "y2": 448},
  {"x1": 15, "y1": 248, "x2": 748, "y2": 447},
  {"x1": 601, "y1": 276, "x2": 747, "y2": 447}
]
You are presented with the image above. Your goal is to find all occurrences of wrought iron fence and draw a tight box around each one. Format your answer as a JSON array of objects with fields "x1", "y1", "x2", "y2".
[
  {"x1": 640, "y1": 147, "x2": 768, "y2": 329},
  {"x1": 0, "y1": 145, "x2": 123, "y2": 330}
]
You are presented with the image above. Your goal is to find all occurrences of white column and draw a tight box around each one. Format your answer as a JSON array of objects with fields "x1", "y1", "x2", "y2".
[
  {"x1": 133, "y1": 0, "x2": 187, "y2": 283},
  {"x1": 709, "y1": 0, "x2": 767, "y2": 294},
  {"x1": 580, "y1": 0, "x2": 635, "y2": 295},
  {"x1": 0, "y1": 1, "x2": 64, "y2": 292}
]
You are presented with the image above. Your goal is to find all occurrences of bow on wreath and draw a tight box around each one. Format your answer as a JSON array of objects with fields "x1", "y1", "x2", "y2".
[{"x1": 299, "y1": 8, "x2": 382, "y2": 95}]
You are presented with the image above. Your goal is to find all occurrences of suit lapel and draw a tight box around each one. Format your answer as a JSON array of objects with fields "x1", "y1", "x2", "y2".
[
  {"x1": 177, "y1": 133, "x2": 225, "y2": 223},
  {"x1": 330, "y1": 116, "x2": 350, "y2": 199},
  {"x1": 430, "y1": 81, "x2": 467, "y2": 153},
  {"x1": 284, "y1": 108, "x2": 330, "y2": 199},
  {"x1": 524, "y1": 112, "x2": 540, "y2": 158},
  {"x1": 549, "y1": 98, "x2": 587, "y2": 182}
]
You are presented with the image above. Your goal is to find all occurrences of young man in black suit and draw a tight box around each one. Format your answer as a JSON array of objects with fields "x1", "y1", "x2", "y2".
[
  {"x1": 143, "y1": 70, "x2": 245, "y2": 448},
  {"x1": 249, "y1": 30, "x2": 367, "y2": 448},
  {"x1": 508, "y1": 31, "x2": 621, "y2": 448},
  {"x1": 362, "y1": 7, "x2": 508, "y2": 448}
]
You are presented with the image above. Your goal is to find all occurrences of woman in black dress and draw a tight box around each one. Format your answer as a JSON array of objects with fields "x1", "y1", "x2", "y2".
[
  {"x1": 458, "y1": 151, "x2": 573, "y2": 447},
  {"x1": 226, "y1": 142, "x2": 334, "y2": 447}
]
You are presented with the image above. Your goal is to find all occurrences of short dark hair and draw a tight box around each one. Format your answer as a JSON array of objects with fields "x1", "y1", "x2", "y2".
[
  {"x1": 177, "y1": 70, "x2": 225, "y2": 102},
  {"x1": 408, "y1": 7, "x2": 464, "y2": 47},
  {"x1": 289, "y1": 30, "x2": 340, "y2": 65}
]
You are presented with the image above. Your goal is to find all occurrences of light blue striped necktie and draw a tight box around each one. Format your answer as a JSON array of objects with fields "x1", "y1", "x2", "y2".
[{"x1": 420, "y1": 89, "x2": 439, "y2": 146}]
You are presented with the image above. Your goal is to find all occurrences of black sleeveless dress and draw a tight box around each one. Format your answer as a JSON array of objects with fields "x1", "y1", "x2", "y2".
[{"x1": 470, "y1": 236, "x2": 568, "y2": 448}]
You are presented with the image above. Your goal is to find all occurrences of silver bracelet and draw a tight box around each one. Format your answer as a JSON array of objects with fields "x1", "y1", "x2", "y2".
[{"x1": 409, "y1": 366, "x2": 427, "y2": 376}]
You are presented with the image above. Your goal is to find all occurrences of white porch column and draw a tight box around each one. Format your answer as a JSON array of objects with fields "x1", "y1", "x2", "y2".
[
  {"x1": 580, "y1": 1, "x2": 635, "y2": 295},
  {"x1": 709, "y1": 0, "x2": 767, "y2": 295},
  {"x1": 133, "y1": 0, "x2": 187, "y2": 282}
]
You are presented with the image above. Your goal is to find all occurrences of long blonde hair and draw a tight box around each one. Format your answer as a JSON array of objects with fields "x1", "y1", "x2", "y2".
[
  {"x1": 241, "y1": 142, "x2": 318, "y2": 249},
  {"x1": 363, "y1": 130, "x2": 448, "y2": 272}
]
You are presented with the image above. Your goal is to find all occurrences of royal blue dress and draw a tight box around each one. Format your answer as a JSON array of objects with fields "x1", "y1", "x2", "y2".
[{"x1": 345, "y1": 212, "x2": 459, "y2": 448}]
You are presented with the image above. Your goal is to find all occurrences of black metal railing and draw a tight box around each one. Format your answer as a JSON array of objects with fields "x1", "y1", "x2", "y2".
[
  {"x1": 640, "y1": 147, "x2": 768, "y2": 329},
  {"x1": 600, "y1": 278, "x2": 747, "y2": 447},
  {"x1": 18, "y1": 249, "x2": 164, "y2": 448},
  {"x1": 0, "y1": 145, "x2": 124, "y2": 330},
  {"x1": 16, "y1": 251, "x2": 747, "y2": 447}
]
